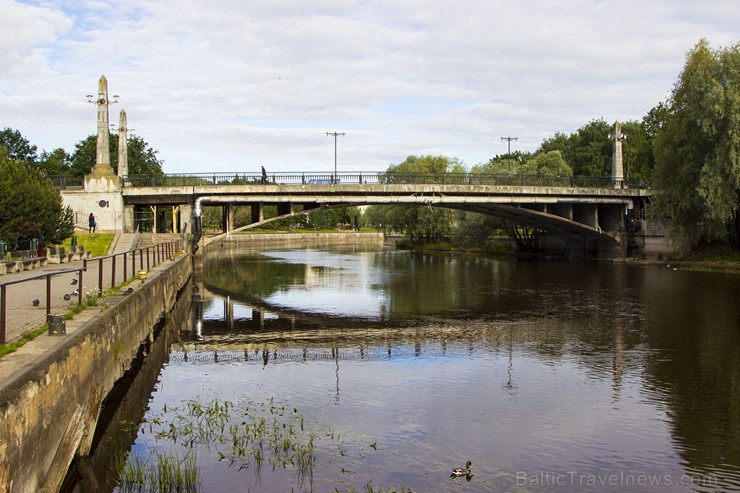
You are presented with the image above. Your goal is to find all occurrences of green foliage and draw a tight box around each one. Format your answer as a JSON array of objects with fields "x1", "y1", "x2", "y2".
[
  {"x1": 471, "y1": 150, "x2": 532, "y2": 175},
  {"x1": 539, "y1": 119, "x2": 612, "y2": 176},
  {"x1": 0, "y1": 127, "x2": 38, "y2": 163},
  {"x1": 520, "y1": 150, "x2": 572, "y2": 176},
  {"x1": 367, "y1": 155, "x2": 461, "y2": 243},
  {"x1": 653, "y1": 39, "x2": 740, "y2": 251},
  {"x1": 38, "y1": 148, "x2": 72, "y2": 176},
  {"x1": 0, "y1": 145, "x2": 74, "y2": 248},
  {"x1": 450, "y1": 211, "x2": 505, "y2": 248},
  {"x1": 69, "y1": 134, "x2": 164, "y2": 178}
]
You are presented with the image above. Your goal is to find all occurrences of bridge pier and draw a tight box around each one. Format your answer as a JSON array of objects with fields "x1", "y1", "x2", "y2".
[{"x1": 251, "y1": 203, "x2": 263, "y2": 224}]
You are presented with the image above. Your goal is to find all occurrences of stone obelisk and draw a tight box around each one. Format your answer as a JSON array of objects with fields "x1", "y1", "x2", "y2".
[
  {"x1": 117, "y1": 109, "x2": 128, "y2": 179},
  {"x1": 610, "y1": 120, "x2": 625, "y2": 188},
  {"x1": 85, "y1": 75, "x2": 120, "y2": 190}
]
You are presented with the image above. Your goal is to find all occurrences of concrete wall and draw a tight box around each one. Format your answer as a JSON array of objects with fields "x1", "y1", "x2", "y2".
[
  {"x1": 204, "y1": 232, "x2": 385, "y2": 252},
  {"x1": 0, "y1": 255, "x2": 192, "y2": 493},
  {"x1": 639, "y1": 219, "x2": 676, "y2": 259},
  {"x1": 61, "y1": 190, "x2": 125, "y2": 233}
]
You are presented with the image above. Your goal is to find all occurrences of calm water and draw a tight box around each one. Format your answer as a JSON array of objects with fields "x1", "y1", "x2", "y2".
[{"x1": 114, "y1": 244, "x2": 740, "y2": 492}]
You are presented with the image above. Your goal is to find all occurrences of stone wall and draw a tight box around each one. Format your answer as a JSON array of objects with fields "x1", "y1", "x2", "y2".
[
  {"x1": 0, "y1": 255, "x2": 192, "y2": 493},
  {"x1": 204, "y1": 232, "x2": 385, "y2": 252}
]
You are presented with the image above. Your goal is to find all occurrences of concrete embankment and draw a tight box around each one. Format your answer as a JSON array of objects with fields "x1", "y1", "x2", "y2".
[
  {"x1": 0, "y1": 254, "x2": 192, "y2": 493},
  {"x1": 204, "y1": 232, "x2": 385, "y2": 251}
]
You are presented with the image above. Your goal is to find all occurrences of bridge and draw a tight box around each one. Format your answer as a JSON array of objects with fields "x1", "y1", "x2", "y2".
[{"x1": 107, "y1": 171, "x2": 650, "y2": 258}]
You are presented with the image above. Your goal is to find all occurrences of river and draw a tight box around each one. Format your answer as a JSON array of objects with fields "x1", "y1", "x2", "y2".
[{"x1": 106, "y1": 243, "x2": 740, "y2": 492}]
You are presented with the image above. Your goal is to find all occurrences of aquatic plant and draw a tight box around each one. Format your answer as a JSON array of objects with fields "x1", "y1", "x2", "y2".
[
  {"x1": 140, "y1": 397, "x2": 357, "y2": 491},
  {"x1": 115, "y1": 448, "x2": 200, "y2": 493}
]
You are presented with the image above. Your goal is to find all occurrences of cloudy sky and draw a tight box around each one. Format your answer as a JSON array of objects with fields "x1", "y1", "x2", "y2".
[{"x1": 1, "y1": 0, "x2": 737, "y2": 175}]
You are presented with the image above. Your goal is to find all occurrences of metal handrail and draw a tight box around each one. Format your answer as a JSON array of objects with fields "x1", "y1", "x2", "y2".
[
  {"x1": 84, "y1": 239, "x2": 183, "y2": 297},
  {"x1": 113, "y1": 172, "x2": 644, "y2": 189},
  {"x1": 0, "y1": 239, "x2": 184, "y2": 344},
  {"x1": 0, "y1": 267, "x2": 84, "y2": 344}
]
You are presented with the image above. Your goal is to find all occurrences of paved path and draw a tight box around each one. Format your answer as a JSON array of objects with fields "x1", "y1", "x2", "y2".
[{"x1": 1, "y1": 235, "x2": 138, "y2": 344}]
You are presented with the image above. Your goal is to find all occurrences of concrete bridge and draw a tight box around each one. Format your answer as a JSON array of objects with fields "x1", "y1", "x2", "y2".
[
  {"x1": 60, "y1": 171, "x2": 651, "y2": 257},
  {"x1": 118, "y1": 172, "x2": 649, "y2": 257}
]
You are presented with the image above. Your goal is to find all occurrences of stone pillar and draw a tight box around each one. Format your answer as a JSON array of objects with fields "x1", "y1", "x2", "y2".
[
  {"x1": 610, "y1": 121, "x2": 626, "y2": 188},
  {"x1": 117, "y1": 109, "x2": 128, "y2": 179},
  {"x1": 224, "y1": 204, "x2": 234, "y2": 235},
  {"x1": 85, "y1": 75, "x2": 121, "y2": 192},
  {"x1": 251, "y1": 203, "x2": 263, "y2": 224}
]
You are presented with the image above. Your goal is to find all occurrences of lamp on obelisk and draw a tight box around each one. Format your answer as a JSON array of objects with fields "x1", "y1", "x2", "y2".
[
  {"x1": 610, "y1": 120, "x2": 626, "y2": 188},
  {"x1": 117, "y1": 109, "x2": 129, "y2": 179},
  {"x1": 85, "y1": 75, "x2": 121, "y2": 190}
]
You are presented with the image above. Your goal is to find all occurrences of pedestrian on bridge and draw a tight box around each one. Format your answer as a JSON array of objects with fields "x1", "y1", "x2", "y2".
[{"x1": 261, "y1": 166, "x2": 267, "y2": 185}]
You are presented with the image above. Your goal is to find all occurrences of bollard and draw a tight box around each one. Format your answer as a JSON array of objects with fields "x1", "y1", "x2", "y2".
[{"x1": 47, "y1": 314, "x2": 66, "y2": 335}]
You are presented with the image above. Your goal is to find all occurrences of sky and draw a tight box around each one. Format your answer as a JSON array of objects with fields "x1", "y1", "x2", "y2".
[{"x1": 1, "y1": 0, "x2": 737, "y2": 175}]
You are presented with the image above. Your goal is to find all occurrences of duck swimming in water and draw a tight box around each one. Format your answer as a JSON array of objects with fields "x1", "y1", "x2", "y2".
[{"x1": 451, "y1": 461, "x2": 472, "y2": 477}]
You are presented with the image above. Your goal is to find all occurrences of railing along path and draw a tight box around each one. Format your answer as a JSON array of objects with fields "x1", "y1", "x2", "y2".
[
  {"x1": 50, "y1": 172, "x2": 644, "y2": 189},
  {"x1": 0, "y1": 239, "x2": 183, "y2": 344}
]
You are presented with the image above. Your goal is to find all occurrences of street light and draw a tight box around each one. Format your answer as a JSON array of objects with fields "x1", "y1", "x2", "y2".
[
  {"x1": 326, "y1": 132, "x2": 345, "y2": 184},
  {"x1": 501, "y1": 136, "x2": 518, "y2": 174}
]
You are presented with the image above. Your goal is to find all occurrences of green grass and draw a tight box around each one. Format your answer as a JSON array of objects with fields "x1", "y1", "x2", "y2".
[
  {"x1": 0, "y1": 325, "x2": 49, "y2": 358},
  {"x1": 62, "y1": 233, "x2": 115, "y2": 257}
]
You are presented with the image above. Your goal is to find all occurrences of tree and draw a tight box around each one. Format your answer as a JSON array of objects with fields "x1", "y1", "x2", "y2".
[
  {"x1": 0, "y1": 127, "x2": 38, "y2": 163},
  {"x1": 369, "y1": 155, "x2": 461, "y2": 242},
  {"x1": 69, "y1": 134, "x2": 164, "y2": 178},
  {"x1": 520, "y1": 150, "x2": 573, "y2": 176},
  {"x1": 620, "y1": 121, "x2": 653, "y2": 181},
  {"x1": 0, "y1": 145, "x2": 74, "y2": 249},
  {"x1": 653, "y1": 39, "x2": 740, "y2": 251},
  {"x1": 38, "y1": 148, "x2": 71, "y2": 177},
  {"x1": 471, "y1": 151, "x2": 532, "y2": 175}
]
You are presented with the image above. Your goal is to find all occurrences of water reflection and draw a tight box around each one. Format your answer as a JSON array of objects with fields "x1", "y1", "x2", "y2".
[{"x1": 111, "y1": 246, "x2": 740, "y2": 492}]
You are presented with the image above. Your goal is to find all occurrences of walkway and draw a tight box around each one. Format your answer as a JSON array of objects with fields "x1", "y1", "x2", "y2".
[{"x1": 0, "y1": 235, "x2": 140, "y2": 344}]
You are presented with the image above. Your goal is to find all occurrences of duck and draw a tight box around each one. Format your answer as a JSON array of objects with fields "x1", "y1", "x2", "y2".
[{"x1": 450, "y1": 461, "x2": 472, "y2": 477}]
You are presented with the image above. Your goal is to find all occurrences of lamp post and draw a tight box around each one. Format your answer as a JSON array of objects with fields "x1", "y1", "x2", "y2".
[
  {"x1": 501, "y1": 136, "x2": 518, "y2": 174},
  {"x1": 326, "y1": 132, "x2": 345, "y2": 184}
]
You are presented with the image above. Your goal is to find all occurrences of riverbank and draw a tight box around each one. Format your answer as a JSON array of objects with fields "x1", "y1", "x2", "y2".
[
  {"x1": 624, "y1": 251, "x2": 740, "y2": 273},
  {"x1": 395, "y1": 238, "x2": 740, "y2": 273}
]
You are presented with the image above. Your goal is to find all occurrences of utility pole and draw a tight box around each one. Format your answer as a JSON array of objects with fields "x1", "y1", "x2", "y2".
[
  {"x1": 501, "y1": 136, "x2": 518, "y2": 174},
  {"x1": 326, "y1": 132, "x2": 345, "y2": 183}
]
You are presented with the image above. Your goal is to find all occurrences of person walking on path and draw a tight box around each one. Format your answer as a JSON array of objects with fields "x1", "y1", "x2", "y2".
[
  {"x1": 261, "y1": 166, "x2": 268, "y2": 185},
  {"x1": 88, "y1": 213, "x2": 96, "y2": 233}
]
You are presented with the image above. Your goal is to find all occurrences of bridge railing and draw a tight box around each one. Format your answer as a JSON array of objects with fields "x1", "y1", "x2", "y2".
[{"x1": 120, "y1": 172, "x2": 644, "y2": 189}]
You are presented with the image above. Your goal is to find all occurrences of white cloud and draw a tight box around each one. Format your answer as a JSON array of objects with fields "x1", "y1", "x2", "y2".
[{"x1": 0, "y1": 0, "x2": 737, "y2": 173}]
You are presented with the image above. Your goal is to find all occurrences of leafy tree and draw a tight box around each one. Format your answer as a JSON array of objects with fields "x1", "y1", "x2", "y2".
[
  {"x1": 620, "y1": 121, "x2": 652, "y2": 181},
  {"x1": 450, "y1": 211, "x2": 504, "y2": 248},
  {"x1": 520, "y1": 150, "x2": 572, "y2": 176},
  {"x1": 69, "y1": 134, "x2": 164, "y2": 178},
  {"x1": 369, "y1": 155, "x2": 462, "y2": 242},
  {"x1": 471, "y1": 151, "x2": 532, "y2": 175},
  {"x1": 0, "y1": 145, "x2": 74, "y2": 249},
  {"x1": 38, "y1": 148, "x2": 71, "y2": 177},
  {"x1": 0, "y1": 128, "x2": 38, "y2": 163},
  {"x1": 653, "y1": 39, "x2": 740, "y2": 251}
]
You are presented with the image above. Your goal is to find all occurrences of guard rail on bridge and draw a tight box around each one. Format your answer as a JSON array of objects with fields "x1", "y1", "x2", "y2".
[{"x1": 50, "y1": 172, "x2": 644, "y2": 189}]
